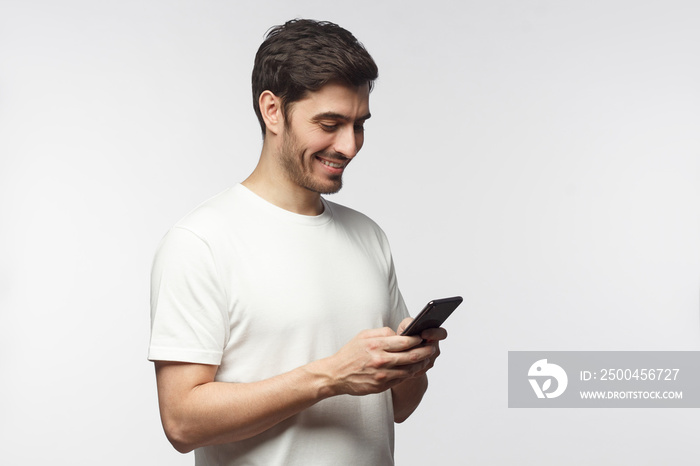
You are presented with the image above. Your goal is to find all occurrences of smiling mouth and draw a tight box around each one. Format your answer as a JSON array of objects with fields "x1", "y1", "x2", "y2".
[
  {"x1": 319, "y1": 159, "x2": 345, "y2": 169},
  {"x1": 316, "y1": 153, "x2": 350, "y2": 170}
]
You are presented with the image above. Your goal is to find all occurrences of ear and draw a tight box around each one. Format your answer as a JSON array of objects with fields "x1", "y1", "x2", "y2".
[{"x1": 259, "y1": 90, "x2": 284, "y2": 136}]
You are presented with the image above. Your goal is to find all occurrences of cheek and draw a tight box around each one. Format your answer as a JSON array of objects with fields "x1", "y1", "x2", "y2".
[{"x1": 313, "y1": 135, "x2": 337, "y2": 154}]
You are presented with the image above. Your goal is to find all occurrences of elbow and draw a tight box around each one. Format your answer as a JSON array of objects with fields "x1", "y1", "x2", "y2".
[
  {"x1": 170, "y1": 438, "x2": 195, "y2": 455},
  {"x1": 162, "y1": 417, "x2": 198, "y2": 454}
]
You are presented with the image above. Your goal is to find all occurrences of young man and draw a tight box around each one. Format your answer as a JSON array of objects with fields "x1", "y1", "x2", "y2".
[{"x1": 149, "y1": 19, "x2": 447, "y2": 465}]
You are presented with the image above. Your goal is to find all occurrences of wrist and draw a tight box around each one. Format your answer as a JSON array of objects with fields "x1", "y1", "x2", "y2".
[{"x1": 300, "y1": 357, "x2": 341, "y2": 400}]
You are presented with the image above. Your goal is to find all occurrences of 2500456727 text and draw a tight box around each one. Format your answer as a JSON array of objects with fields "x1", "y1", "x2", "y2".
[{"x1": 579, "y1": 369, "x2": 679, "y2": 382}]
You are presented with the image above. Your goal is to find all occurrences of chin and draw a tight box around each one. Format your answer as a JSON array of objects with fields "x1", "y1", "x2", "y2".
[
  {"x1": 308, "y1": 179, "x2": 343, "y2": 195},
  {"x1": 301, "y1": 170, "x2": 342, "y2": 194},
  {"x1": 317, "y1": 184, "x2": 343, "y2": 195},
  {"x1": 323, "y1": 177, "x2": 344, "y2": 195}
]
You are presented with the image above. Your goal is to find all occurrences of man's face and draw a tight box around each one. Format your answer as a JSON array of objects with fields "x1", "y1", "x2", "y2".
[{"x1": 277, "y1": 82, "x2": 371, "y2": 195}]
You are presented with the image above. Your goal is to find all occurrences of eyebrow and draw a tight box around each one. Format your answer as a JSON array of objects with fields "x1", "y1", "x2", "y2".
[{"x1": 312, "y1": 111, "x2": 372, "y2": 123}]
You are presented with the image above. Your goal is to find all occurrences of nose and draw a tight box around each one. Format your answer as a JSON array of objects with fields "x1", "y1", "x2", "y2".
[{"x1": 333, "y1": 125, "x2": 362, "y2": 159}]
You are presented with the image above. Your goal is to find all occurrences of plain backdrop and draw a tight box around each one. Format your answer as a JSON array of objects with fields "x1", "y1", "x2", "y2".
[{"x1": 1, "y1": 1, "x2": 699, "y2": 464}]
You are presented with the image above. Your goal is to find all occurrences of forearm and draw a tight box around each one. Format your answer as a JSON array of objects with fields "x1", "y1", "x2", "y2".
[
  {"x1": 391, "y1": 373, "x2": 428, "y2": 423},
  {"x1": 157, "y1": 360, "x2": 334, "y2": 453},
  {"x1": 156, "y1": 328, "x2": 434, "y2": 452}
]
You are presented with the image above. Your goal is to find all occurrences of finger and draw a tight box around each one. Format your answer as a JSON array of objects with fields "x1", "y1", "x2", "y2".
[
  {"x1": 381, "y1": 360, "x2": 432, "y2": 382},
  {"x1": 381, "y1": 335, "x2": 423, "y2": 352},
  {"x1": 398, "y1": 358, "x2": 434, "y2": 377},
  {"x1": 396, "y1": 317, "x2": 414, "y2": 334},
  {"x1": 420, "y1": 327, "x2": 447, "y2": 341},
  {"x1": 358, "y1": 327, "x2": 397, "y2": 339},
  {"x1": 392, "y1": 345, "x2": 435, "y2": 366}
]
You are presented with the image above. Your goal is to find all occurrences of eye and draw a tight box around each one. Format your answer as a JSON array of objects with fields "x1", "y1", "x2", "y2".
[
  {"x1": 320, "y1": 123, "x2": 338, "y2": 132},
  {"x1": 354, "y1": 124, "x2": 365, "y2": 134}
]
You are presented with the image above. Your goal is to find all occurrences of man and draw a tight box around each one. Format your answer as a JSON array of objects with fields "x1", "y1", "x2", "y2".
[{"x1": 149, "y1": 19, "x2": 447, "y2": 465}]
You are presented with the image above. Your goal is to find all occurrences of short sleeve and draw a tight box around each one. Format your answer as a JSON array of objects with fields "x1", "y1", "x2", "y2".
[
  {"x1": 386, "y1": 253, "x2": 409, "y2": 330},
  {"x1": 148, "y1": 226, "x2": 228, "y2": 365},
  {"x1": 374, "y1": 225, "x2": 409, "y2": 330}
]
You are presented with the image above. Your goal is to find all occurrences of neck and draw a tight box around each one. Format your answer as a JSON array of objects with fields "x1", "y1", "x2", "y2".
[{"x1": 242, "y1": 143, "x2": 324, "y2": 216}]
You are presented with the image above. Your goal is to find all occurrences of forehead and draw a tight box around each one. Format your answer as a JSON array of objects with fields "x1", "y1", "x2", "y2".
[{"x1": 291, "y1": 81, "x2": 370, "y2": 120}]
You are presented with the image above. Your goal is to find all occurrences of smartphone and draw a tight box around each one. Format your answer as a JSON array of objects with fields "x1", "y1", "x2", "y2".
[{"x1": 401, "y1": 296, "x2": 463, "y2": 336}]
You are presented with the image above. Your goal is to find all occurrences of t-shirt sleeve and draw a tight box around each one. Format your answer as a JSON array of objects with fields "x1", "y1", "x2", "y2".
[
  {"x1": 374, "y1": 225, "x2": 409, "y2": 330},
  {"x1": 387, "y1": 253, "x2": 410, "y2": 330},
  {"x1": 148, "y1": 226, "x2": 228, "y2": 365}
]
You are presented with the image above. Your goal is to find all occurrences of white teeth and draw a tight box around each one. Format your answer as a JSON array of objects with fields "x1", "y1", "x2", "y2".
[{"x1": 321, "y1": 159, "x2": 343, "y2": 168}]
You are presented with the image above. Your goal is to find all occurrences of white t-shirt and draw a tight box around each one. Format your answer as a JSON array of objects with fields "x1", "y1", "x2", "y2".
[{"x1": 149, "y1": 184, "x2": 408, "y2": 465}]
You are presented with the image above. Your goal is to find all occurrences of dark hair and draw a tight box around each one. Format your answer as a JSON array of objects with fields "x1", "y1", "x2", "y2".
[{"x1": 252, "y1": 19, "x2": 378, "y2": 137}]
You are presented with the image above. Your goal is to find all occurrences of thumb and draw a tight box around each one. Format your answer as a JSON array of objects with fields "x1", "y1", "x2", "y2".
[{"x1": 396, "y1": 317, "x2": 414, "y2": 335}]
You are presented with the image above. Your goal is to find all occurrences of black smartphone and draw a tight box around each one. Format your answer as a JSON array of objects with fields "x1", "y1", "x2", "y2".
[{"x1": 401, "y1": 296, "x2": 463, "y2": 336}]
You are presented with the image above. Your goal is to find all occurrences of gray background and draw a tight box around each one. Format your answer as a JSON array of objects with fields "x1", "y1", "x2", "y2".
[{"x1": 1, "y1": 0, "x2": 699, "y2": 464}]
